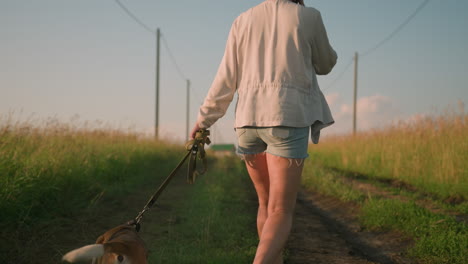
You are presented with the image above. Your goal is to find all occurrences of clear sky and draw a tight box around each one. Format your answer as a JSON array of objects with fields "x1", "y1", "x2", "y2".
[{"x1": 1, "y1": 0, "x2": 467, "y2": 144}]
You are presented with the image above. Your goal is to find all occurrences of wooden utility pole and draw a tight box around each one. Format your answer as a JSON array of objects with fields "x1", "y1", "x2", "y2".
[
  {"x1": 186, "y1": 79, "x2": 190, "y2": 142},
  {"x1": 155, "y1": 28, "x2": 160, "y2": 139},
  {"x1": 353, "y1": 52, "x2": 358, "y2": 135}
]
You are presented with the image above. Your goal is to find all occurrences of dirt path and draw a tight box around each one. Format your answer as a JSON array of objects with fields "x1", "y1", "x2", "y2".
[
  {"x1": 18, "y1": 165, "x2": 416, "y2": 263},
  {"x1": 286, "y1": 190, "x2": 413, "y2": 264}
]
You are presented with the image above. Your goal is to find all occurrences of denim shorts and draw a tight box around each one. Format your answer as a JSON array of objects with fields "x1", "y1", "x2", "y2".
[{"x1": 236, "y1": 126, "x2": 310, "y2": 159}]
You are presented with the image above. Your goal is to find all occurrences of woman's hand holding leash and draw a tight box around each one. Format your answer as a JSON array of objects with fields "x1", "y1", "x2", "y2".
[{"x1": 190, "y1": 123, "x2": 202, "y2": 139}]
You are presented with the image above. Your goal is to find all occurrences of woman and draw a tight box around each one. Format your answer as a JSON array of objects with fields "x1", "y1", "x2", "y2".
[{"x1": 191, "y1": 0, "x2": 337, "y2": 263}]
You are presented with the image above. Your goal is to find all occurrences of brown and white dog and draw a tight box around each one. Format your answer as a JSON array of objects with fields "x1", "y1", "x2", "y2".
[{"x1": 62, "y1": 224, "x2": 148, "y2": 264}]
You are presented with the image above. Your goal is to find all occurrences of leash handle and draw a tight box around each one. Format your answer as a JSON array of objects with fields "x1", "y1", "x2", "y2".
[
  {"x1": 186, "y1": 129, "x2": 210, "y2": 184},
  {"x1": 186, "y1": 129, "x2": 211, "y2": 151}
]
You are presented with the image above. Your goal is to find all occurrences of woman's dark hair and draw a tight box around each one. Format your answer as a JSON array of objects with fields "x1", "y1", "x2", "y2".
[{"x1": 290, "y1": 0, "x2": 305, "y2": 6}]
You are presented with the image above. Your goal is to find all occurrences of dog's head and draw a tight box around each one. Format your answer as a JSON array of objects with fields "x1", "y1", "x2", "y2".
[{"x1": 62, "y1": 225, "x2": 147, "y2": 264}]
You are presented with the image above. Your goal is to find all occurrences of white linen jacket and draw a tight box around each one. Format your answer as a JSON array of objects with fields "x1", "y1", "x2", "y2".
[{"x1": 197, "y1": 0, "x2": 337, "y2": 143}]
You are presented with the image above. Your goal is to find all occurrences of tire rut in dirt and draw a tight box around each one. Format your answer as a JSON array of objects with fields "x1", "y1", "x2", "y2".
[
  {"x1": 325, "y1": 167, "x2": 467, "y2": 224},
  {"x1": 286, "y1": 191, "x2": 412, "y2": 264}
]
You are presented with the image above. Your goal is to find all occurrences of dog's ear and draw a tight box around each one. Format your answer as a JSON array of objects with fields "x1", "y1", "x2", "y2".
[
  {"x1": 103, "y1": 241, "x2": 132, "y2": 255},
  {"x1": 96, "y1": 224, "x2": 133, "y2": 244},
  {"x1": 62, "y1": 244, "x2": 105, "y2": 263},
  {"x1": 95, "y1": 234, "x2": 105, "y2": 244}
]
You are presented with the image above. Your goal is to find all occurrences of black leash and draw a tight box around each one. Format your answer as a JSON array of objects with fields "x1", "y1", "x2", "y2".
[{"x1": 127, "y1": 129, "x2": 211, "y2": 232}]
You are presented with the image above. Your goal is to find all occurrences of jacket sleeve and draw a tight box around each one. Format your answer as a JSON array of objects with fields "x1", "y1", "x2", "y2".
[
  {"x1": 311, "y1": 11, "x2": 337, "y2": 75},
  {"x1": 197, "y1": 20, "x2": 238, "y2": 128}
]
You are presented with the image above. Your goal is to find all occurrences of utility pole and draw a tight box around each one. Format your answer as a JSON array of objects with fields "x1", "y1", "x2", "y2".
[
  {"x1": 186, "y1": 79, "x2": 190, "y2": 142},
  {"x1": 353, "y1": 52, "x2": 358, "y2": 135},
  {"x1": 155, "y1": 28, "x2": 160, "y2": 139}
]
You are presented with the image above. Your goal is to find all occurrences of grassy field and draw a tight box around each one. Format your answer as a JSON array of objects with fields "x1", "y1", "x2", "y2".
[
  {"x1": 0, "y1": 119, "x2": 179, "y2": 227},
  {"x1": 2, "y1": 112, "x2": 467, "y2": 263},
  {"x1": 0, "y1": 119, "x2": 257, "y2": 263},
  {"x1": 303, "y1": 111, "x2": 467, "y2": 264},
  {"x1": 309, "y1": 111, "x2": 467, "y2": 200}
]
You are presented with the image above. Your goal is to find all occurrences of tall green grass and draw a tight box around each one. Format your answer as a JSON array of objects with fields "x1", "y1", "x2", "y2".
[
  {"x1": 0, "y1": 118, "x2": 180, "y2": 228},
  {"x1": 309, "y1": 110, "x2": 467, "y2": 200}
]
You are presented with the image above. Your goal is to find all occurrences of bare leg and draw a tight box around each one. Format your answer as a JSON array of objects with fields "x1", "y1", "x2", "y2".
[
  {"x1": 252, "y1": 154, "x2": 304, "y2": 264},
  {"x1": 244, "y1": 153, "x2": 270, "y2": 238},
  {"x1": 245, "y1": 153, "x2": 283, "y2": 263}
]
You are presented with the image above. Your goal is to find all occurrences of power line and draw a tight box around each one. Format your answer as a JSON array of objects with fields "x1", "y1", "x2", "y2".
[
  {"x1": 114, "y1": 0, "x2": 155, "y2": 35},
  {"x1": 161, "y1": 35, "x2": 188, "y2": 81},
  {"x1": 114, "y1": 1, "x2": 189, "y2": 82},
  {"x1": 113, "y1": 1, "x2": 197, "y2": 141},
  {"x1": 161, "y1": 34, "x2": 201, "y2": 107},
  {"x1": 323, "y1": 1, "x2": 430, "y2": 93},
  {"x1": 322, "y1": 57, "x2": 354, "y2": 91},
  {"x1": 360, "y1": 0, "x2": 430, "y2": 57}
]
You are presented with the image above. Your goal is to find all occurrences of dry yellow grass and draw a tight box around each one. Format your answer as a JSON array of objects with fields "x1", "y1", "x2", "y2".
[
  {"x1": 0, "y1": 115, "x2": 181, "y2": 226},
  {"x1": 310, "y1": 108, "x2": 467, "y2": 199}
]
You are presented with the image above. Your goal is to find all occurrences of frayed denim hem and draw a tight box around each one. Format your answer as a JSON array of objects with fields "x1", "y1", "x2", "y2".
[{"x1": 237, "y1": 152, "x2": 306, "y2": 168}]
